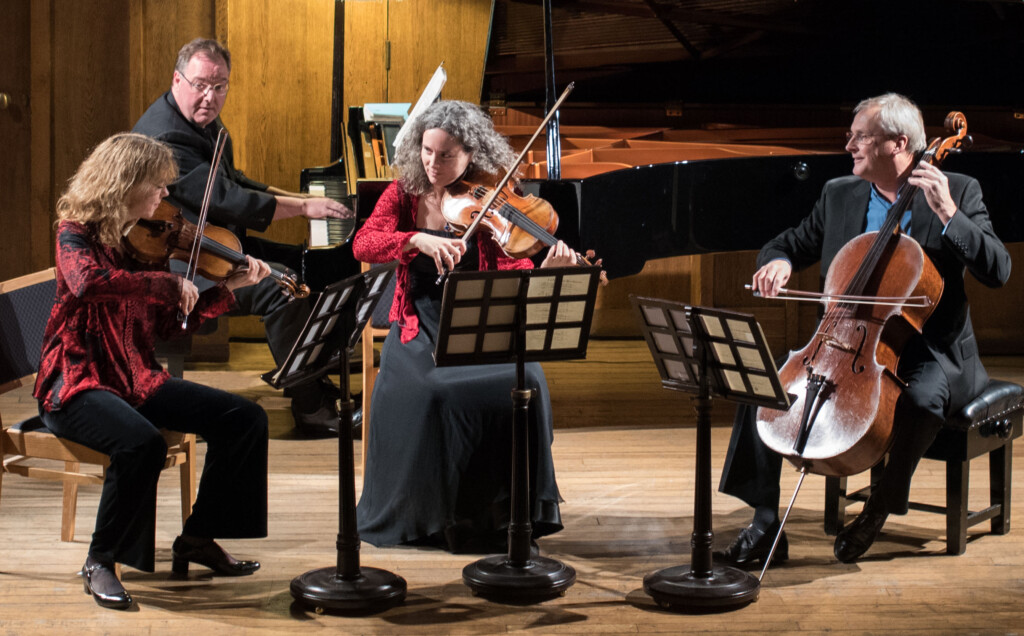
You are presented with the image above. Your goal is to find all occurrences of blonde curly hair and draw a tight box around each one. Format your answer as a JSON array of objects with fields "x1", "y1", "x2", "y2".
[{"x1": 56, "y1": 133, "x2": 178, "y2": 247}]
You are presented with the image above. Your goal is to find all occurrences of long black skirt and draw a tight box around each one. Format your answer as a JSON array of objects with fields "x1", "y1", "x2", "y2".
[{"x1": 356, "y1": 296, "x2": 563, "y2": 552}]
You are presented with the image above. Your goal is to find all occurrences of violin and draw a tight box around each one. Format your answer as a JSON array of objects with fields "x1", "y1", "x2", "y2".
[
  {"x1": 436, "y1": 82, "x2": 604, "y2": 280},
  {"x1": 441, "y1": 176, "x2": 595, "y2": 266},
  {"x1": 755, "y1": 112, "x2": 970, "y2": 478},
  {"x1": 124, "y1": 200, "x2": 309, "y2": 299}
]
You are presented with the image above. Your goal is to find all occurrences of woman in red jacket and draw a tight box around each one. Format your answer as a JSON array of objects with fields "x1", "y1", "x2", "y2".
[
  {"x1": 353, "y1": 101, "x2": 576, "y2": 553},
  {"x1": 34, "y1": 133, "x2": 272, "y2": 610}
]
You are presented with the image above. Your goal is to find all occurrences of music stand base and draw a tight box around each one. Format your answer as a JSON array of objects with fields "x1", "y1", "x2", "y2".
[
  {"x1": 290, "y1": 566, "x2": 407, "y2": 613},
  {"x1": 463, "y1": 555, "x2": 576, "y2": 602},
  {"x1": 643, "y1": 564, "x2": 759, "y2": 611}
]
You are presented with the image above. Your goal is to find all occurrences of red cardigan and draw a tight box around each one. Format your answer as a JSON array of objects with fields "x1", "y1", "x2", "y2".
[
  {"x1": 352, "y1": 180, "x2": 533, "y2": 343},
  {"x1": 34, "y1": 220, "x2": 235, "y2": 412}
]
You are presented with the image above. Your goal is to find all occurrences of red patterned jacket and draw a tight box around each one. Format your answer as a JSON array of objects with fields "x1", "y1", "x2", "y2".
[
  {"x1": 352, "y1": 180, "x2": 533, "y2": 343},
  {"x1": 34, "y1": 220, "x2": 235, "y2": 412}
]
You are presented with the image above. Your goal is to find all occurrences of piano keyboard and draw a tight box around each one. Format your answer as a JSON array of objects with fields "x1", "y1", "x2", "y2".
[{"x1": 306, "y1": 182, "x2": 356, "y2": 249}]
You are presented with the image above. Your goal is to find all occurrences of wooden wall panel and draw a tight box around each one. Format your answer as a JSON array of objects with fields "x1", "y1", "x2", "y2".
[
  {"x1": 52, "y1": 1, "x2": 132, "y2": 198},
  {"x1": 342, "y1": 0, "x2": 389, "y2": 188},
  {"x1": 0, "y1": 0, "x2": 33, "y2": 281},
  {"x1": 223, "y1": 0, "x2": 335, "y2": 250},
  {"x1": 966, "y1": 241, "x2": 1024, "y2": 355},
  {"x1": 28, "y1": 1, "x2": 53, "y2": 274},
  {"x1": 386, "y1": 0, "x2": 493, "y2": 103},
  {"x1": 129, "y1": 0, "x2": 216, "y2": 123}
]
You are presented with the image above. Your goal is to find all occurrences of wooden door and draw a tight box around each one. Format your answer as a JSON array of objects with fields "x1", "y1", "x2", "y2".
[{"x1": 0, "y1": 0, "x2": 35, "y2": 280}]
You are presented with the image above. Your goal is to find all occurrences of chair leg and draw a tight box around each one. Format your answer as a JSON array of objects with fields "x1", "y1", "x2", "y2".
[
  {"x1": 361, "y1": 331, "x2": 375, "y2": 477},
  {"x1": 179, "y1": 434, "x2": 197, "y2": 524},
  {"x1": 945, "y1": 458, "x2": 969, "y2": 555},
  {"x1": 990, "y1": 442, "x2": 1012, "y2": 535},
  {"x1": 824, "y1": 475, "x2": 846, "y2": 535},
  {"x1": 61, "y1": 461, "x2": 80, "y2": 542}
]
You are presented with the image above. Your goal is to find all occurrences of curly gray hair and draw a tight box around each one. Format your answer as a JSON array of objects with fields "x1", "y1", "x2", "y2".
[{"x1": 392, "y1": 100, "x2": 515, "y2": 196}]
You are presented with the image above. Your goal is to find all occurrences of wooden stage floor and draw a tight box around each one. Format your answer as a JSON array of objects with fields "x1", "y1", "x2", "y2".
[{"x1": 1, "y1": 342, "x2": 1023, "y2": 634}]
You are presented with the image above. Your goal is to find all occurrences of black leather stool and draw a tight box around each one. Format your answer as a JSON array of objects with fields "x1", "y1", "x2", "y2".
[{"x1": 824, "y1": 379, "x2": 1024, "y2": 554}]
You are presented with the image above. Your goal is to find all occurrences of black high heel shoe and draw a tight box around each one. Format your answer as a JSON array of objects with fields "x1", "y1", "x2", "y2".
[
  {"x1": 81, "y1": 557, "x2": 132, "y2": 610},
  {"x1": 713, "y1": 522, "x2": 788, "y2": 568},
  {"x1": 171, "y1": 536, "x2": 261, "y2": 576}
]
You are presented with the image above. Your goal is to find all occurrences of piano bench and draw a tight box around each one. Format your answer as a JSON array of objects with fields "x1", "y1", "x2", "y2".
[{"x1": 823, "y1": 379, "x2": 1024, "y2": 555}]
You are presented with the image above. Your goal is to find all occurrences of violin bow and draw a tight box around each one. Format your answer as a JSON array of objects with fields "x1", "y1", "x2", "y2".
[
  {"x1": 460, "y1": 82, "x2": 575, "y2": 243},
  {"x1": 435, "y1": 83, "x2": 576, "y2": 286},
  {"x1": 180, "y1": 127, "x2": 228, "y2": 329}
]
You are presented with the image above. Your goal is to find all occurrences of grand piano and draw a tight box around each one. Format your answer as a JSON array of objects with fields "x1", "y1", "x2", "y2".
[{"x1": 319, "y1": 0, "x2": 1024, "y2": 351}]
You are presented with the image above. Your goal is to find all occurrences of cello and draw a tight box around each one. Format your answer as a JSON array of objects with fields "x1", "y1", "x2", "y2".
[{"x1": 751, "y1": 112, "x2": 971, "y2": 573}]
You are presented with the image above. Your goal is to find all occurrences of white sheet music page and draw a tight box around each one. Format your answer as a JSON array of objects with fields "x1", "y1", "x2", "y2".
[{"x1": 393, "y1": 62, "x2": 447, "y2": 151}]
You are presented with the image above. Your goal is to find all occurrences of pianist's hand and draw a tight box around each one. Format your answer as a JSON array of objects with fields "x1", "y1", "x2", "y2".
[{"x1": 302, "y1": 197, "x2": 354, "y2": 220}]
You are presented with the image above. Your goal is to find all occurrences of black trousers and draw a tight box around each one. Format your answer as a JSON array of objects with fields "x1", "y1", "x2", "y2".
[
  {"x1": 40, "y1": 379, "x2": 268, "y2": 572},
  {"x1": 232, "y1": 237, "x2": 355, "y2": 372},
  {"x1": 718, "y1": 342, "x2": 949, "y2": 517}
]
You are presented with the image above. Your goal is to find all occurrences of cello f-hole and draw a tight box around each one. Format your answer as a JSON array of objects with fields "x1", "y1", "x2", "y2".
[{"x1": 852, "y1": 324, "x2": 867, "y2": 374}]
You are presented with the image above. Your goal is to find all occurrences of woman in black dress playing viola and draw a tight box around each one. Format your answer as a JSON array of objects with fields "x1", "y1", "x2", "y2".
[{"x1": 352, "y1": 100, "x2": 577, "y2": 553}]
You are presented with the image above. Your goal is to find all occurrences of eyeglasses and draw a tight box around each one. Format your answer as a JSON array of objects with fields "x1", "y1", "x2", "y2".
[
  {"x1": 845, "y1": 131, "x2": 890, "y2": 145},
  {"x1": 178, "y1": 72, "x2": 229, "y2": 97}
]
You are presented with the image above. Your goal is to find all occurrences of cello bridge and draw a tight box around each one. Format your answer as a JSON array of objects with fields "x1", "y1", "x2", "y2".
[{"x1": 821, "y1": 335, "x2": 856, "y2": 354}]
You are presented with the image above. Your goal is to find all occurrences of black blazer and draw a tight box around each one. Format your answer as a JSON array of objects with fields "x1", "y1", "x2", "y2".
[
  {"x1": 759, "y1": 172, "x2": 1011, "y2": 413},
  {"x1": 132, "y1": 91, "x2": 276, "y2": 240}
]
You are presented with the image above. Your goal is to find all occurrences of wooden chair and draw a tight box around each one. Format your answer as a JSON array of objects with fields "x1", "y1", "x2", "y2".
[
  {"x1": 0, "y1": 268, "x2": 197, "y2": 542},
  {"x1": 824, "y1": 379, "x2": 1024, "y2": 554}
]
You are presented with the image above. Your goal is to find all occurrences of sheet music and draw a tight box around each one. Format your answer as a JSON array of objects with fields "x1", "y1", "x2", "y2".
[{"x1": 393, "y1": 63, "x2": 447, "y2": 151}]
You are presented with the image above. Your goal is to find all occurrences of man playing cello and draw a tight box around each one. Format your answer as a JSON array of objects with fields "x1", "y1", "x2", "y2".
[{"x1": 715, "y1": 93, "x2": 1011, "y2": 565}]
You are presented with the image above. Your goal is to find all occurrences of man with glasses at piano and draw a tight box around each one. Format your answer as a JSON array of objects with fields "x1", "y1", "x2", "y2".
[{"x1": 133, "y1": 38, "x2": 353, "y2": 437}]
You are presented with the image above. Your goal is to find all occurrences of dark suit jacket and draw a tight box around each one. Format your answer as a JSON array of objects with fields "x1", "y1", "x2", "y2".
[
  {"x1": 760, "y1": 172, "x2": 1011, "y2": 413},
  {"x1": 132, "y1": 91, "x2": 277, "y2": 241}
]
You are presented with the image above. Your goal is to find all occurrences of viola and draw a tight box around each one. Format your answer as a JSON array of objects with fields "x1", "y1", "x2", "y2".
[
  {"x1": 123, "y1": 200, "x2": 309, "y2": 299},
  {"x1": 755, "y1": 112, "x2": 970, "y2": 478},
  {"x1": 441, "y1": 177, "x2": 594, "y2": 265}
]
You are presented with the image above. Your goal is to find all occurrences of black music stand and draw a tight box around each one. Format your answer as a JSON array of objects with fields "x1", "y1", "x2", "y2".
[
  {"x1": 434, "y1": 266, "x2": 602, "y2": 602},
  {"x1": 263, "y1": 261, "x2": 404, "y2": 613},
  {"x1": 630, "y1": 296, "x2": 791, "y2": 612}
]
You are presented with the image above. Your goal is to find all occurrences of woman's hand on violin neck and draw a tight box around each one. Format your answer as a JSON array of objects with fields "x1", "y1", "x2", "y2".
[
  {"x1": 225, "y1": 256, "x2": 272, "y2": 292},
  {"x1": 178, "y1": 279, "x2": 200, "y2": 315},
  {"x1": 751, "y1": 259, "x2": 792, "y2": 298},
  {"x1": 540, "y1": 240, "x2": 578, "y2": 269},
  {"x1": 406, "y1": 232, "x2": 467, "y2": 274}
]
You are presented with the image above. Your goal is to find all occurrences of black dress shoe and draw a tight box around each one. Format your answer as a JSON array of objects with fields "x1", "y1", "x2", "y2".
[
  {"x1": 291, "y1": 400, "x2": 340, "y2": 437},
  {"x1": 171, "y1": 536, "x2": 260, "y2": 576},
  {"x1": 713, "y1": 522, "x2": 788, "y2": 568},
  {"x1": 834, "y1": 504, "x2": 889, "y2": 563},
  {"x1": 351, "y1": 407, "x2": 363, "y2": 440},
  {"x1": 81, "y1": 557, "x2": 132, "y2": 610}
]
